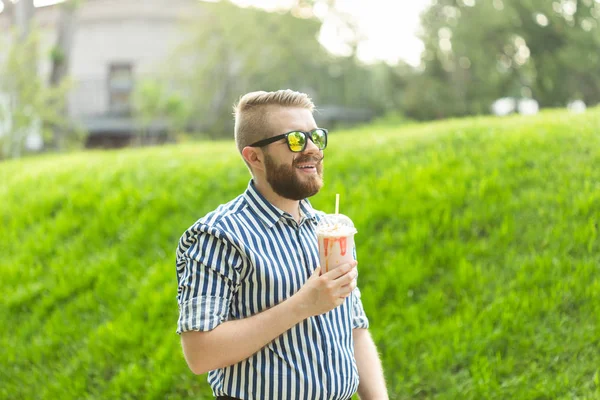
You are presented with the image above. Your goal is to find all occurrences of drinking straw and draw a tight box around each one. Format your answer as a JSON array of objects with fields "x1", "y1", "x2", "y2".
[{"x1": 335, "y1": 193, "x2": 340, "y2": 214}]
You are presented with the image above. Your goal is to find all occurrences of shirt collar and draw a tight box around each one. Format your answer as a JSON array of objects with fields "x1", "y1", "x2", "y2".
[
  {"x1": 299, "y1": 196, "x2": 319, "y2": 225},
  {"x1": 243, "y1": 180, "x2": 319, "y2": 229}
]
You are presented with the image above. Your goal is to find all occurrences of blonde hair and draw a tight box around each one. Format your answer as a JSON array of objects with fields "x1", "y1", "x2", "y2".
[{"x1": 233, "y1": 89, "x2": 315, "y2": 156}]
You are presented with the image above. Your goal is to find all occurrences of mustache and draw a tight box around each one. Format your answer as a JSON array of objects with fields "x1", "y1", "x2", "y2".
[{"x1": 293, "y1": 154, "x2": 325, "y2": 165}]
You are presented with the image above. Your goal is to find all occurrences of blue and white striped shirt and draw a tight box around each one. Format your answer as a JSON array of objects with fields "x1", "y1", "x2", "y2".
[{"x1": 176, "y1": 180, "x2": 369, "y2": 400}]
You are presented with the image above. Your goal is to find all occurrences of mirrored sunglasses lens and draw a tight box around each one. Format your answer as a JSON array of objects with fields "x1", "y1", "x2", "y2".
[
  {"x1": 312, "y1": 129, "x2": 326, "y2": 148},
  {"x1": 288, "y1": 132, "x2": 306, "y2": 152}
]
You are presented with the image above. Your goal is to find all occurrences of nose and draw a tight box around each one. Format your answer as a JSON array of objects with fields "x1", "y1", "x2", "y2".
[{"x1": 303, "y1": 135, "x2": 321, "y2": 154}]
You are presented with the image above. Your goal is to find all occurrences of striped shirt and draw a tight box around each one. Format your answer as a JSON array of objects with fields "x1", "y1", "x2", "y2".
[{"x1": 176, "y1": 180, "x2": 369, "y2": 400}]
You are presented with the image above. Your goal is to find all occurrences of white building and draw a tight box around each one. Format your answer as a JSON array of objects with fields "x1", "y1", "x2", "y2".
[{"x1": 0, "y1": 0, "x2": 202, "y2": 147}]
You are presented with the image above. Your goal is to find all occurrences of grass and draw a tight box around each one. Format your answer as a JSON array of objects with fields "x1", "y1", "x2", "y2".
[{"x1": 1, "y1": 108, "x2": 599, "y2": 399}]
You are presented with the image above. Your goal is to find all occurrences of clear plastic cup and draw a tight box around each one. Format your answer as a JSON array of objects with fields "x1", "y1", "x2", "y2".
[{"x1": 316, "y1": 213, "x2": 358, "y2": 274}]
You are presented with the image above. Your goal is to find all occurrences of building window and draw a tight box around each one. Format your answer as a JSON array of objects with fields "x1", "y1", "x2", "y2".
[{"x1": 108, "y1": 63, "x2": 134, "y2": 115}]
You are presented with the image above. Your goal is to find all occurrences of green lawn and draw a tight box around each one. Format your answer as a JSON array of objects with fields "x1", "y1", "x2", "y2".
[{"x1": 1, "y1": 109, "x2": 599, "y2": 399}]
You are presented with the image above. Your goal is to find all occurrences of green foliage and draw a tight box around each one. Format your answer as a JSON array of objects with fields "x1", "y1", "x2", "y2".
[
  {"x1": 0, "y1": 30, "x2": 74, "y2": 160},
  {"x1": 161, "y1": 1, "x2": 385, "y2": 138},
  {"x1": 163, "y1": 0, "x2": 325, "y2": 137},
  {"x1": 49, "y1": 46, "x2": 66, "y2": 64},
  {"x1": 132, "y1": 80, "x2": 190, "y2": 141},
  {"x1": 410, "y1": 0, "x2": 600, "y2": 119},
  {"x1": 1, "y1": 108, "x2": 600, "y2": 399}
]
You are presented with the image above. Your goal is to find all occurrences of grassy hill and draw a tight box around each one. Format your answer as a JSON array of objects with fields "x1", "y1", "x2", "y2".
[{"x1": 1, "y1": 109, "x2": 599, "y2": 399}]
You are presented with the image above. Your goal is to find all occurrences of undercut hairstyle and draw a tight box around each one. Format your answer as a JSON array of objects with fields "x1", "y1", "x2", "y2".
[{"x1": 233, "y1": 89, "x2": 315, "y2": 158}]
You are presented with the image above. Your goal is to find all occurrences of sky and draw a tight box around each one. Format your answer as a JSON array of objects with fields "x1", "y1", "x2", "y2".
[
  {"x1": 335, "y1": 0, "x2": 432, "y2": 66},
  {"x1": 17, "y1": 0, "x2": 433, "y2": 66},
  {"x1": 229, "y1": 0, "x2": 433, "y2": 66}
]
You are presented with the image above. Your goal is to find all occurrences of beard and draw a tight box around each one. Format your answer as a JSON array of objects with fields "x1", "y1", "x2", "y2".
[{"x1": 263, "y1": 152, "x2": 324, "y2": 201}]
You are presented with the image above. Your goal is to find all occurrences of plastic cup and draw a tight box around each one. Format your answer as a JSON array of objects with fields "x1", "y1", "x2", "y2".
[{"x1": 316, "y1": 213, "x2": 357, "y2": 274}]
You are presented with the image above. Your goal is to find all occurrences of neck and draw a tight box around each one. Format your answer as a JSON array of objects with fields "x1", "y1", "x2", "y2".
[{"x1": 254, "y1": 178, "x2": 301, "y2": 222}]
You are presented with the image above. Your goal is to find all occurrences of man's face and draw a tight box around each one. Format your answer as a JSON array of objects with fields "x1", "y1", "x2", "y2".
[{"x1": 261, "y1": 107, "x2": 324, "y2": 200}]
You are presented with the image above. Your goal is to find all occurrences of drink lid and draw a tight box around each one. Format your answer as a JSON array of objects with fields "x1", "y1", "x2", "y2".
[{"x1": 316, "y1": 213, "x2": 357, "y2": 236}]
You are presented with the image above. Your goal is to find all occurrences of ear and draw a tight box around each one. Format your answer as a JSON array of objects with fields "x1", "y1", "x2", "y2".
[{"x1": 242, "y1": 146, "x2": 265, "y2": 173}]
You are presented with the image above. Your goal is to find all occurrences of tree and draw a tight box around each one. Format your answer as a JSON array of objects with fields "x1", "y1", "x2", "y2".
[
  {"x1": 13, "y1": 0, "x2": 35, "y2": 41},
  {"x1": 49, "y1": 0, "x2": 83, "y2": 151},
  {"x1": 0, "y1": 31, "x2": 71, "y2": 160},
  {"x1": 409, "y1": 0, "x2": 600, "y2": 120},
  {"x1": 157, "y1": 0, "x2": 387, "y2": 137},
  {"x1": 164, "y1": 1, "x2": 335, "y2": 137},
  {"x1": 132, "y1": 80, "x2": 189, "y2": 144}
]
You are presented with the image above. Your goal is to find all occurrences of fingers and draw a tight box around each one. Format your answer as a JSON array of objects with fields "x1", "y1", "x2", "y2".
[
  {"x1": 322, "y1": 261, "x2": 357, "y2": 280},
  {"x1": 338, "y1": 267, "x2": 358, "y2": 285},
  {"x1": 310, "y1": 266, "x2": 321, "y2": 279},
  {"x1": 330, "y1": 266, "x2": 357, "y2": 298},
  {"x1": 338, "y1": 278, "x2": 357, "y2": 298}
]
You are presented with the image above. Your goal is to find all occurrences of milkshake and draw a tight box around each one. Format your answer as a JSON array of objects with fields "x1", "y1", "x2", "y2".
[{"x1": 316, "y1": 213, "x2": 358, "y2": 273}]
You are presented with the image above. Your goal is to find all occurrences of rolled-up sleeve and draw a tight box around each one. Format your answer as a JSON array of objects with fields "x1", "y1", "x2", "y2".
[
  {"x1": 176, "y1": 225, "x2": 244, "y2": 334},
  {"x1": 351, "y1": 286, "x2": 369, "y2": 329}
]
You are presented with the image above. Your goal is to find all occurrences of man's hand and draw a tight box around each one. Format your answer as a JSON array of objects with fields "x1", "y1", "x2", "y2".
[
  {"x1": 181, "y1": 261, "x2": 358, "y2": 375},
  {"x1": 292, "y1": 261, "x2": 358, "y2": 319}
]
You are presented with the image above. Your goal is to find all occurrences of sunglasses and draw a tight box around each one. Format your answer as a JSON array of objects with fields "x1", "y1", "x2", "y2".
[{"x1": 248, "y1": 128, "x2": 328, "y2": 153}]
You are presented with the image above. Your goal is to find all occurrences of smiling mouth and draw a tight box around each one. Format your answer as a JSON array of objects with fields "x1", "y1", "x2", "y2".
[
  {"x1": 296, "y1": 163, "x2": 316, "y2": 169},
  {"x1": 294, "y1": 155, "x2": 323, "y2": 173},
  {"x1": 296, "y1": 164, "x2": 317, "y2": 173}
]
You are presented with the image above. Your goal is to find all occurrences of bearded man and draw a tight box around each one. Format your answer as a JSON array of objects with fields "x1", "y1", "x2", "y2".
[{"x1": 175, "y1": 89, "x2": 388, "y2": 400}]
